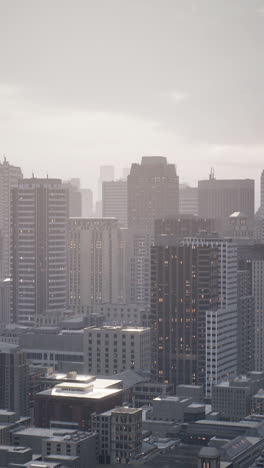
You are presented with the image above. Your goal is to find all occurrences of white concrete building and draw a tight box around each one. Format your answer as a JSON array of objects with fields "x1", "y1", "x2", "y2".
[{"x1": 83, "y1": 325, "x2": 151, "y2": 376}]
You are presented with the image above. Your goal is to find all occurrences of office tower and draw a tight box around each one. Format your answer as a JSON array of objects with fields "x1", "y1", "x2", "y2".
[
  {"x1": 98, "y1": 165, "x2": 115, "y2": 201},
  {"x1": 259, "y1": 170, "x2": 264, "y2": 217},
  {"x1": 238, "y1": 243, "x2": 264, "y2": 372},
  {"x1": 125, "y1": 228, "x2": 154, "y2": 305},
  {"x1": 68, "y1": 218, "x2": 120, "y2": 314},
  {"x1": 83, "y1": 325, "x2": 151, "y2": 375},
  {"x1": 102, "y1": 180, "x2": 128, "y2": 227},
  {"x1": 184, "y1": 238, "x2": 238, "y2": 398},
  {"x1": 92, "y1": 407, "x2": 143, "y2": 465},
  {"x1": 11, "y1": 178, "x2": 69, "y2": 325},
  {"x1": 0, "y1": 278, "x2": 10, "y2": 324},
  {"x1": 126, "y1": 156, "x2": 179, "y2": 307},
  {"x1": 237, "y1": 270, "x2": 255, "y2": 374},
  {"x1": 0, "y1": 343, "x2": 29, "y2": 417},
  {"x1": 256, "y1": 171, "x2": 264, "y2": 242},
  {"x1": 81, "y1": 188, "x2": 93, "y2": 217},
  {"x1": 127, "y1": 156, "x2": 179, "y2": 228},
  {"x1": 198, "y1": 173, "x2": 254, "y2": 234},
  {"x1": 179, "y1": 184, "x2": 198, "y2": 216},
  {"x1": 0, "y1": 158, "x2": 23, "y2": 278},
  {"x1": 151, "y1": 239, "x2": 218, "y2": 387},
  {"x1": 63, "y1": 179, "x2": 82, "y2": 217}
]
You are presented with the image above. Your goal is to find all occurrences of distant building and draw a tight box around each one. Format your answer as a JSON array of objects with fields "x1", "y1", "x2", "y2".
[
  {"x1": 128, "y1": 156, "x2": 179, "y2": 229},
  {"x1": 83, "y1": 325, "x2": 151, "y2": 376},
  {"x1": 198, "y1": 174, "x2": 255, "y2": 234},
  {"x1": 98, "y1": 165, "x2": 115, "y2": 203},
  {"x1": 102, "y1": 180, "x2": 127, "y2": 227},
  {"x1": 81, "y1": 188, "x2": 93, "y2": 216},
  {"x1": 0, "y1": 343, "x2": 29, "y2": 417},
  {"x1": 68, "y1": 218, "x2": 120, "y2": 314},
  {"x1": 63, "y1": 179, "x2": 82, "y2": 217},
  {"x1": 237, "y1": 269, "x2": 255, "y2": 374},
  {"x1": 11, "y1": 178, "x2": 69, "y2": 325},
  {"x1": 0, "y1": 158, "x2": 23, "y2": 278},
  {"x1": 0, "y1": 278, "x2": 10, "y2": 324},
  {"x1": 179, "y1": 184, "x2": 198, "y2": 216},
  {"x1": 238, "y1": 243, "x2": 264, "y2": 372}
]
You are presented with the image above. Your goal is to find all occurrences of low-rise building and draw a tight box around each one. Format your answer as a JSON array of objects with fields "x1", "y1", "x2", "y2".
[
  {"x1": 91, "y1": 407, "x2": 143, "y2": 465},
  {"x1": 34, "y1": 376, "x2": 123, "y2": 430},
  {"x1": 212, "y1": 372, "x2": 264, "y2": 421}
]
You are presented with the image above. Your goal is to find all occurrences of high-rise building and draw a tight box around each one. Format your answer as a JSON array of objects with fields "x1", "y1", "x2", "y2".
[
  {"x1": 238, "y1": 243, "x2": 264, "y2": 372},
  {"x1": 63, "y1": 179, "x2": 82, "y2": 217},
  {"x1": 81, "y1": 188, "x2": 93, "y2": 217},
  {"x1": 179, "y1": 184, "x2": 198, "y2": 216},
  {"x1": 237, "y1": 269, "x2": 255, "y2": 374},
  {"x1": 151, "y1": 239, "x2": 218, "y2": 388},
  {"x1": 68, "y1": 218, "x2": 120, "y2": 314},
  {"x1": 98, "y1": 165, "x2": 115, "y2": 204},
  {"x1": 0, "y1": 158, "x2": 23, "y2": 278},
  {"x1": 127, "y1": 156, "x2": 179, "y2": 228},
  {"x1": 11, "y1": 178, "x2": 69, "y2": 325},
  {"x1": 0, "y1": 278, "x2": 10, "y2": 324},
  {"x1": 126, "y1": 157, "x2": 179, "y2": 307},
  {"x1": 0, "y1": 343, "x2": 29, "y2": 417},
  {"x1": 198, "y1": 174, "x2": 254, "y2": 234},
  {"x1": 184, "y1": 238, "x2": 238, "y2": 398},
  {"x1": 102, "y1": 180, "x2": 127, "y2": 227}
]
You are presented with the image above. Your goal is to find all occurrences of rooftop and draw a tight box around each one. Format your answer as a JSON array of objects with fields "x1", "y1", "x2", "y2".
[{"x1": 112, "y1": 407, "x2": 142, "y2": 415}]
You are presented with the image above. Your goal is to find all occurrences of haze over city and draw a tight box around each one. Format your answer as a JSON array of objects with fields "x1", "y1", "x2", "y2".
[{"x1": 1, "y1": 0, "x2": 264, "y2": 194}]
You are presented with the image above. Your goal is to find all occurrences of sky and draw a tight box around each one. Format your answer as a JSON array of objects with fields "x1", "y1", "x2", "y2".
[{"x1": 0, "y1": 0, "x2": 264, "y2": 201}]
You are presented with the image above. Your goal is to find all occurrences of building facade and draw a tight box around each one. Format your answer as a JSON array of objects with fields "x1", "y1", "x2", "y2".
[
  {"x1": 0, "y1": 158, "x2": 23, "y2": 279},
  {"x1": 83, "y1": 325, "x2": 151, "y2": 375},
  {"x1": 11, "y1": 178, "x2": 69, "y2": 325},
  {"x1": 68, "y1": 218, "x2": 120, "y2": 314},
  {"x1": 102, "y1": 180, "x2": 127, "y2": 227}
]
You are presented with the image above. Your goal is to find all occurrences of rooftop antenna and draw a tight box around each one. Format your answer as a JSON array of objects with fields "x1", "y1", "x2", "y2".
[{"x1": 209, "y1": 167, "x2": 215, "y2": 180}]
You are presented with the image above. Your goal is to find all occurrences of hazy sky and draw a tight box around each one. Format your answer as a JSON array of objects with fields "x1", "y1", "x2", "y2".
[{"x1": 1, "y1": 0, "x2": 264, "y2": 200}]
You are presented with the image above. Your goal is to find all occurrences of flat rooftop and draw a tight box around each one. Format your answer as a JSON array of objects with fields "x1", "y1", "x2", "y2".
[{"x1": 112, "y1": 407, "x2": 142, "y2": 415}]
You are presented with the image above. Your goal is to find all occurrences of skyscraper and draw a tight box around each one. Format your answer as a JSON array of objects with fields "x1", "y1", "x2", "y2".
[
  {"x1": 198, "y1": 173, "x2": 254, "y2": 234},
  {"x1": 97, "y1": 165, "x2": 115, "y2": 211},
  {"x1": 81, "y1": 188, "x2": 93, "y2": 217},
  {"x1": 151, "y1": 239, "x2": 218, "y2": 387},
  {"x1": 11, "y1": 178, "x2": 69, "y2": 325},
  {"x1": 126, "y1": 157, "x2": 179, "y2": 306},
  {"x1": 102, "y1": 180, "x2": 127, "y2": 227},
  {"x1": 0, "y1": 158, "x2": 23, "y2": 278},
  {"x1": 127, "y1": 156, "x2": 179, "y2": 228},
  {"x1": 68, "y1": 217, "x2": 120, "y2": 314},
  {"x1": 0, "y1": 343, "x2": 29, "y2": 417},
  {"x1": 179, "y1": 184, "x2": 198, "y2": 216}
]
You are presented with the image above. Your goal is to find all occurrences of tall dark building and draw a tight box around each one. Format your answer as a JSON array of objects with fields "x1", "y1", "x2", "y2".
[
  {"x1": 151, "y1": 236, "x2": 218, "y2": 387},
  {"x1": 198, "y1": 174, "x2": 254, "y2": 234},
  {"x1": 127, "y1": 157, "x2": 179, "y2": 229},
  {"x1": 237, "y1": 269, "x2": 255, "y2": 374},
  {"x1": 11, "y1": 178, "x2": 69, "y2": 325},
  {"x1": 0, "y1": 343, "x2": 29, "y2": 417}
]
